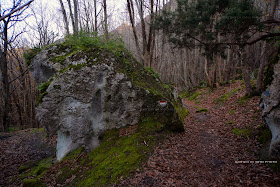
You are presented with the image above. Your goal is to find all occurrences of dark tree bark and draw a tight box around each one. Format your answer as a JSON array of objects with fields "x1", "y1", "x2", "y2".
[{"x1": 1, "y1": 21, "x2": 9, "y2": 131}]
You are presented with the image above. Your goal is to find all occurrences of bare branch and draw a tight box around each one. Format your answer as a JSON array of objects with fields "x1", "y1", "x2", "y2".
[{"x1": 0, "y1": 0, "x2": 34, "y2": 21}]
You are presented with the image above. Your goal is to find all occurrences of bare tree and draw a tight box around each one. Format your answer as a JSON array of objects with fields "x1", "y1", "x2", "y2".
[
  {"x1": 28, "y1": 2, "x2": 59, "y2": 47},
  {"x1": 0, "y1": 0, "x2": 34, "y2": 131}
]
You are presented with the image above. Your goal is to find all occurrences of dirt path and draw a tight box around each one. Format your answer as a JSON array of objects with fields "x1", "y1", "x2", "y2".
[{"x1": 119, "y1": 82, "x2": 280, "y2": 186}]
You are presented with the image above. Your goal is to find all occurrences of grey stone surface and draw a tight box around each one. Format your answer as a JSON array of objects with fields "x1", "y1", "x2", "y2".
[
  {"x1": 261, "y1": 61, "x2": 280, "y2": 158},
  {"x1": 29, "y1": 46, "x2": 184, "y2": 161}
]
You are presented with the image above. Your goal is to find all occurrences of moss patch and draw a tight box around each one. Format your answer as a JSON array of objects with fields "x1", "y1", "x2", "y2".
[
  {"x1": 188, "y1": 91, "x2": 202, "y2": 101},
  {"x1": 238, "y1": 96, "x2": 251, "y2": 105},
  {"x1": 22, "y1": 178, "x2": 43, "y2": 187},
  {"x1": 30, "y1": 128, "x2": 45, "y2": 134},
  {"x1": 20, "y1": 157, "x2": 53, "y2": 179},
  {"x1": 232, "y1": 128, "x2": 250, "y2": 138},
  {"x1": 174, "y1": 104, "x2": 189, "y2": 121},
  {"x1": 36, "y1": 78, "x2": 54, "y2": 106},
  {"x1": 196, "y1": 108, "x2": 208, "y2": 113},
  {"x1": 214, "y1": 87, "x2": 242, "y2": 105}
]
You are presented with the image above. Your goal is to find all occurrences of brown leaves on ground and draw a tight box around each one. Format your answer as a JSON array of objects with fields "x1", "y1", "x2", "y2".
[{"x1": 117, "y1": 81, "x2": 280, "y2": 186}]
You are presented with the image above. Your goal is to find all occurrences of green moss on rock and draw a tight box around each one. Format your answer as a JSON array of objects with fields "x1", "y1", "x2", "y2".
[{"x1": 36, "y1": 78, "x2": 54, "y2": 106}]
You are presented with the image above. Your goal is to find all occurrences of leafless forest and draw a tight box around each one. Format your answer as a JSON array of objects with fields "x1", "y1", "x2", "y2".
[{"x1": 0, "y1": 0, "x2": 280, "y2": 131}]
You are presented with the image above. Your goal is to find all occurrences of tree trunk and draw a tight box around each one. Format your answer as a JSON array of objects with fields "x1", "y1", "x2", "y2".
[
  {"x1": 67, "y1": 0, "x2": 76, "y2": 35},
  {"x1": 103, "y1": 0, "x2": 109, "y2": 40},
  {"x1": 240, "y1": 48, "x2": 253, "y2": 95},
  {"x1": 204, "y1": 58, "x2": 212, "y2": 87},
  {"x1": 94, "y1": 0, "x2": 98, "y2": 35},
  {"x1": 73, "y1": 0, "x2": 79, "y2": 35},
  {"x1": 1, "y1": 21, "x2": 9, "y2": 131},
  {"x1": 58, "y1": 0, "x2": 70, "y2": 35}
]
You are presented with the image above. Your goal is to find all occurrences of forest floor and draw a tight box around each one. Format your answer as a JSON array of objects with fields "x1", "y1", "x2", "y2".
[
  {"x1": 0, "y1": 128, "x2": 56, "y2": 186},
  {"x1": 118, "y1": 81, "x2": 280, "y2": 186},
  {"x1": 1, "y1": 81, "x2": 280, "y2": 186}
]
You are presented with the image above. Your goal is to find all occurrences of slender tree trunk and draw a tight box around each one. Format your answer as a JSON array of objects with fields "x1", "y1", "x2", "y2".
[
  {"x1": 204, "y1": 58, "x2": 212, "y2": 87},
  {"x1": 1, "y1": 21, "x2": 9, "y2": 131},
  {"x1": 240, "y1": 48, "x2": 253, "y2": 95},
  {"x1": 73, "y1": 0, "x2": 79, "y2": 35},
  {"x1": 67, "y1": 0, "x2": 76, "y2": 35},
  {"x1": 103, "y1": 0, "x2": 109, "y2": 40},
  {"x1": 59, "y1": 0, "x2": 70, "y2": 35},
  {"x1": 94, "y1": 0, "x2": 98, "y2": 35}
]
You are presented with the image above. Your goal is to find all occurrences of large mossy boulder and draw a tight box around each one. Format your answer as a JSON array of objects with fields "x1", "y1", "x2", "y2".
[
  {"x1": 261, "y1": 60, "x2": 280, "y2": 158},
  {"x1": 27, "y1": 35, "x2": 186, "y2": 161}
]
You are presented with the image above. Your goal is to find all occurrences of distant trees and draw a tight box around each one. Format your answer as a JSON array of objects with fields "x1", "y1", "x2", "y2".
[
  {"x1": 126, "y1": 0, "x2": 161, "y2": 67},
  {"x1": 156, "y1": 0, "x2": 280, "y2": 95},
  {"x1": 58, "y1": 0, "x2": 80, "y2": 35},
  {"x1": 0, "y1": 0, "x2": 34, "y2": 131},
  {"x1": 28, "y1": 1, "x2": 59, "y2": 47},
  {"x1": 58, "y1": 0, "x2": 111, "y2": 38}
]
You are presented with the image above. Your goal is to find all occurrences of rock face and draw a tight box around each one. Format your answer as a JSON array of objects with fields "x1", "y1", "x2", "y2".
[
  {"x1": 29, "y1": 42, "x2": 185, "y2": 161},
  {"x1": 261, "y1": 61, "x2": 280, "y2": 158}
]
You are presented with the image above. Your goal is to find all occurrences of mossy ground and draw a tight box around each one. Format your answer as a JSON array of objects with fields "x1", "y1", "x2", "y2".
[
  {"x1": 20, "y1": 157, "x2": 53, "y2": 186},
  {"x1": 20, "y1": 117, "x2": 166, "y2": 186},
  {"x1": 232, "y1": 128, "x2": 251, "y2": 138},
  {"x1": 214, "y1": 87, "x2": 243, "y2": 105},
  {"x1": 180, "y1": 91, "x2": 202, "y2": 101}
]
